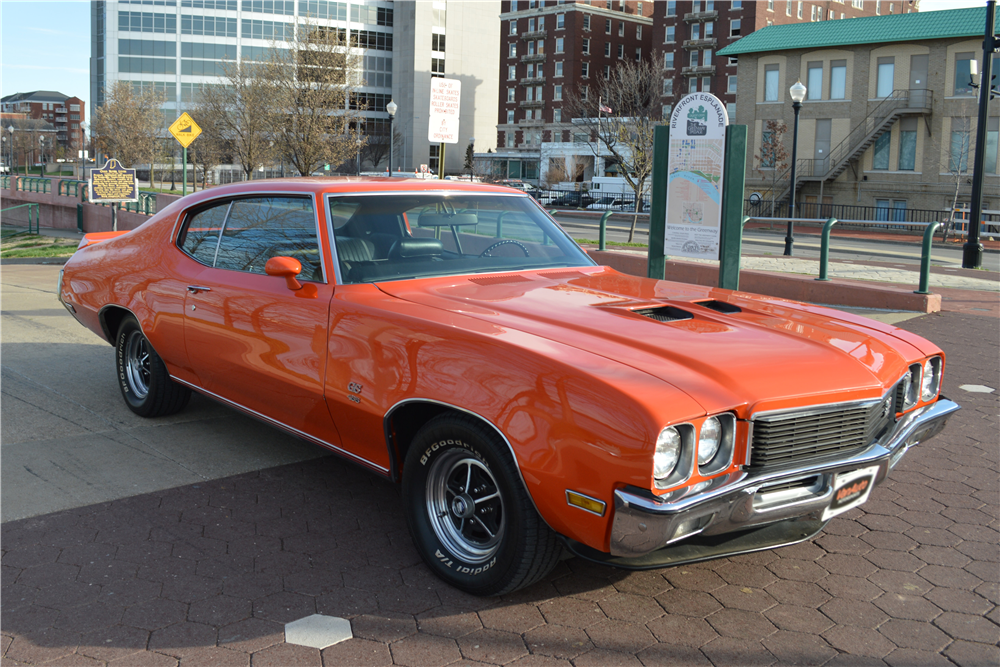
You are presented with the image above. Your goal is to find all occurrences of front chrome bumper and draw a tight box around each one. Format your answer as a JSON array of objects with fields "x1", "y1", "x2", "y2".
[{"x1": 610, "y1": 398, "x2": 960, "y2": 559}]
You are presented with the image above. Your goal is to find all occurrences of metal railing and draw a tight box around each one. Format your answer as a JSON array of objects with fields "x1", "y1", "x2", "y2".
[
  {"x1": 15, "y1": 177, "x2": 52, "y2": 194},
  {"x1": 57, "y1": 179, "x2": 88, "y2": 200},
  {"x1": 2, "y1": 203, "x2": 40, "y2": 233},
  {"x1": 0, "y1": 175, "x2": 9, "y2": 190},
  {"x1": 745, "y1": 200, "x2": 953, "y2": 228}
]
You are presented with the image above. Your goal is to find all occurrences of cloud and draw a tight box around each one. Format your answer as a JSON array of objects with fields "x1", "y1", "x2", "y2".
[{"x1": 3, "y1": 64, "x2": 88, "y2": 74}]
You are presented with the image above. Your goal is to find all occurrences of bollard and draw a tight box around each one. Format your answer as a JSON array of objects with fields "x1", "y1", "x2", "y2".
[
  {"x1": 915, "y1": 221, "x2": 941, "y2": 295},
  {"x1": 599, "y1": 210, "x2": 612, "y2": 251},
  {"x1": 816, "y1": 217, "x2": 839, "y2": 281},
  {"x1": 495, "y1": 211, "x2": 506, "y2": 238},
  {"x1": 77, "y1": 203, "x2": 84, "y2": 233}
]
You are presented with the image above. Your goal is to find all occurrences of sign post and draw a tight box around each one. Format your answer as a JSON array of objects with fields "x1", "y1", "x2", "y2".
[
  {"x1": 428, "y1": 78, "x2": 461, "y2": 179},
  {"x1": 168, "y1": 112, "x2": 202, "y2": 196},
  {"x1": 89, "y1": 159, "x2": 138, "y2": 231},
  {"x1": 717, "y1": 125, "x2": 747, "y2": 291},
  {"x1": 663, "y1": 94, "x2": 728, "y2": 260}
]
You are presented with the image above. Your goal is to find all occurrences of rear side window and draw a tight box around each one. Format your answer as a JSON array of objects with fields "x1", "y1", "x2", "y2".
[
  {"x1": 179, "y1": 196, "x2": 324, "y2": 282},
  {"x1": 180, "y1": 202, "x2": 228, "y2": 265}
]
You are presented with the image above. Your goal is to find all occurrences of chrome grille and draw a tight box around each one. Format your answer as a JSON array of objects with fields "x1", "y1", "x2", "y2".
[{"x1": 750, "y1": 394, "x2": 894, "y2": 469}]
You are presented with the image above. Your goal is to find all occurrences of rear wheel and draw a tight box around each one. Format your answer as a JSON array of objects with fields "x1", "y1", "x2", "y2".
[
  {"x1": 115, "y1": 316, "x2": 190, "y2": 417},
  {"x1": 402, "y1": 414, "x2": 561, "y2": 595}
]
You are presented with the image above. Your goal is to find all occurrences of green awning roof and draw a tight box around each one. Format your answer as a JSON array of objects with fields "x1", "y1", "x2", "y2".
[{"x1": 718, "y1": 7, "x2": 997, "y2": 56}]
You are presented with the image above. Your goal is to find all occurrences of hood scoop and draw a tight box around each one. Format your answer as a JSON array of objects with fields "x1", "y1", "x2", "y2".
[
  {"x1": 468, "y1": 274, "x2": 532, "y2": 286},
  {"x1": 696, "y1": 300, "x2": 742, "y2": 314},
  {"x1": 633, "y1": 306, "x2": 694, "y2": 323}
]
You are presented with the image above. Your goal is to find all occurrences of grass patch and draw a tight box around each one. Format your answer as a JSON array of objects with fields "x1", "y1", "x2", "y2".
[
  {"x1": 1, "y1": 233, "x2": 78, "y2": 259},
  {"x1": 140, "y1": 187, "x2": 183, "y2": 194},
  {"x1": 575, "y1": 238, "x2": 649, "y2": 248}
]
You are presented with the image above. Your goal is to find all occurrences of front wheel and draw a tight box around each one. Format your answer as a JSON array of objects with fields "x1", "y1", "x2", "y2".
[
  {"x1": 115, "y1": 316, "x2": 191, "y2": 417},
  {"x1": 402, "y1": 414, "x2": 561, "y2": 596}
]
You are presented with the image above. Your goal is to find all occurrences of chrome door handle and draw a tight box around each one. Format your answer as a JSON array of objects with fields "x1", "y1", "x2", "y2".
[{"x1": 187, "y1": 285, "x2": 212, "y2": 293}]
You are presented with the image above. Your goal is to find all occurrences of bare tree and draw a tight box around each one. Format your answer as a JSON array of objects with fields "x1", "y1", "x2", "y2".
[
  {"x1": 90, "y1": 81, "x2": 165, "y2": 168},
  {"x1": 937, "y1": 103, "x2": 976, "y2": 241},
  {"x1": 199, "y1": 58, "x2": 279, "y2": 180},
  {"x1": 563, "y1": 55, "x2": 665, "y2": 241},
  {"x1": 264, "y1": 21, "x2": 366, "y2": 176},
  {"x1": 360, "y1": 121, "x2": 391, "y2": 172},
  {"x1": 753, "y1": 119, "x2": 789, "y2": 215},
  {"x1": 189, "y1": 102, "x2": 228, "y2": 189}
]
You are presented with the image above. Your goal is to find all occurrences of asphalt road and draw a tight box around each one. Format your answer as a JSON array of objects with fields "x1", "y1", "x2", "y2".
[
  {"x1": 553, "y1": 214, "x2": 1000, "y2": 271},
  {"x1": 2, "y1": 263, "x2": 997, "y2": 666}
]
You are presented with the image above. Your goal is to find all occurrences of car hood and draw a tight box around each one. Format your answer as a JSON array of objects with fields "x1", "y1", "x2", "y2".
[{"x1": 376, "y1": 267, "x2": 922, "y2": 415}]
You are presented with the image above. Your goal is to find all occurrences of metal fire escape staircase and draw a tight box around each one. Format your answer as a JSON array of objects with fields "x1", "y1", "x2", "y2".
[{"x1": 761, "y1": 89, "x2": 933, "y2": 211}]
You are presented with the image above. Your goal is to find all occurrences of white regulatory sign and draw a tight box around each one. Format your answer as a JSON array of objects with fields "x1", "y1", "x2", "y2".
[{"x1": 428, "y1": 77, "x2": 462, "y2": 144}]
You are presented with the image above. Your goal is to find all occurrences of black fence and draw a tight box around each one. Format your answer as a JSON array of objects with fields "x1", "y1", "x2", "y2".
[{"x1": 533, "y1": 188, "x2": 650, "y2": 212}]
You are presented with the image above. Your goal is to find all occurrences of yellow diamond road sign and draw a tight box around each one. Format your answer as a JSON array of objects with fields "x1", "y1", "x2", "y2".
[{"x1": 169, "y1": 112, "x2": 202, "y2": 148}]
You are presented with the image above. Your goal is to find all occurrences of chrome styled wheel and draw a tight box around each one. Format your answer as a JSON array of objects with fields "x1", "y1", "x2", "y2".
[
  {"x1": 124, "y1": 330, "x2": 151, "y2": 399},
  {"x1": 426, "y1": 449, "x2": 505, "y2": 564}
]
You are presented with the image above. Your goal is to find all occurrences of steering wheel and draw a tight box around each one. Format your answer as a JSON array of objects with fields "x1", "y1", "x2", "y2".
[{"x1": 479, "y1": 239, "x2": 530, "y2": 258}]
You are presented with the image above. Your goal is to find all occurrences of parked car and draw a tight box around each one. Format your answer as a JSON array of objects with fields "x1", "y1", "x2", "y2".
[
  {"x1": 59, "y1": 178, "x2": 959, "y2": 596},
  {"x1": 586, "y1": 197, "x2": 647, "y2": 212},
  {"x1": 549, "y1": 192, "x2": 596, "y2": 208}
]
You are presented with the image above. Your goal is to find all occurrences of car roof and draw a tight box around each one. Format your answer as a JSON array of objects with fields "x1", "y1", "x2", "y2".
[{"x1": 185, "y1": 177, "x2": 522, "y2": 199}]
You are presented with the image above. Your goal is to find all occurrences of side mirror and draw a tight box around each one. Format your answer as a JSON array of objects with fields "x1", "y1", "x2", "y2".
[{"x1": 265, "y1": 256, "x2": 304, "y2": 290}]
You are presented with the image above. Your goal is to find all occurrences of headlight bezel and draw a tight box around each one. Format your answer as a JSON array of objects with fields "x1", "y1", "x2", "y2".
[
  {"x1": 654, "y1": 424, "x2": 695, "y2": 490},
  {"x1": 921, "y1": 356, "x2": 942, "y2": 402},
  {"x1": 900, "y1": 362, "x2": 922, "y2": 411},
  {"x1": 698, "y1": 413, "x2": 736, "y2": 476}
]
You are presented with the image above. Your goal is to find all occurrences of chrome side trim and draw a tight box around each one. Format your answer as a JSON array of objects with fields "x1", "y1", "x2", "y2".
[
  {"x1": 382, "y1": 397, "x2": 553, "y2": 528},
  {"x1": 171, "y1": 376, "x2": 390, "y2": 476},
  {"x1": 750, "y1": 372, "x2": 908, "y2": 422}
]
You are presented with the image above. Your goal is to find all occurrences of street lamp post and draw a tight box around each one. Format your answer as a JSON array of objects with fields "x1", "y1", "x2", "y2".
[
  {"x1": 38, "y1": 135, "x2": 46, "y2": 174},
  {"x1": 386, "y1": 100, "x2": 398, "y2": 176},
  {"x1": 784, "y1": 80, "x2": 807, "y2": 256},
  {"x1": 963, "y1": 0, "x2": 997, "y2": 269}
]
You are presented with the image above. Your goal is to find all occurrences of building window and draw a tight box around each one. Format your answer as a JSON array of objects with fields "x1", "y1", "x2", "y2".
[
  {"x1": 537, "y1": 39, "x2": 544, "y2": 54},
  {"x1": 507, "y1": 109, "x2": 515, "y2": 124},
  {"x1": 727, "y1": 102, "x2": 736, "y2": 117},
  {"x1": 663, "y1": 78, "x2": 674, "y2": 95},
  {"x1": 581, "y1": 61, "x2": 590, "y2": 77},
  {"x1": 701, "y1": 76, "x2": 711, "y2": 91},
  {"x1": 432, "y1": 34, "x2": 446, "y2": 51},
  {"x1": 665, "y1": 52, "x2": 674, "y2": 68},
  {"x1": 666, "y1": 1, "x2": 676, "y2": 16},
  {"x1": 619, "y1": 22, "x2": 625, "y2": 36},
  {"x1": 431, "y1": 58, "x2": 445, "y2": 77},
  {"x1": 877, "y1": 56, "x2": 894, "y2": 98},
  {"x1": 509, "y1": 43, "x2": 517, "y2": 58},
  {"x1": 555, "y1": 61, "x2": 564, "y2": 76},
  {"x1": 509, "y1": 65, "x2": 517, "y2": 80},
  {"x1": 688, "y1": 78, "x2": 698, "y2": 94},
  {"x1": 691, "y1": 24, "x2": 700, "y2": 40},
  {"x1": 830, "y1": 60, "x2": 847, "y2": 99},
  {"x1": 665, "y1": 26, "x2": 675, "y2": 42},
  {"x1": 581, "y1": 85, "x2": 589, "y2": 101},
  {"x1": 636, "y1": 48, "x2": 642, "y2": 62},
  {"x1": 528, "y1": 18, "x2": 535, "y2": 32},
  {"x1": 507, "y1": 88, "x2": 516, "y2": 102},
  {"x1": 510, "y1": 20, "x2": 517, "y2": 35},
  {"x1": 898, "y1": 117, "x2": 917, "y2": 170},
  {"x1": 732, "y1": 0, "x2": 742, "y2": 7},
  {"x1": 797, "y1": 1, "x2": 803, "y2": 18},
  {"x1": 876, "y1": 0, "x2": 881, "y2": 13},
  {"x1": 582, "y1": 38, "x2": 590, "y2": 55},
  {"x1": 554, "y1": 84, "x2": 562, "y2": 100},
  {"x1": 583, "y1": 14, "x2": 591, "y2": 30},
  {"x1": 872, "y1": 131, "x2": 890, "y2": 170},
  {"x1": 604, "y1": 18, "x2": 611, "y2": 34},
  {"x1": 768, "y1": 0, "x2": 774, "y2": 9},
  {"x1": 729, "y1": 56, "x2": 738, "y2": 66},
  {"x1": 830, "y1": 10, "x2": 835, "y2": 19},
  {"x1": 690, "y1": 51, "x2": 699, "y2": 67},
  {"x1": 807, "y1": 62, "x2": 823, "y2": 99},
  {"x1": 760, "y1": 126, "x2": 776, "y2": 168},
  {"x1": 810, "y1": 5, "x2": 817, "y2": 20},
  {"x1": 604, "y1": 64, "x2": 611, "y2": 78},
  {"x1": 786, "y1": 1, "x2": 791, "y2": 15},
  {"x1": 955, "y1": 53, "x2": 976, "y2": 96},
  {"x1": 728, "y1": 75, "x2": 737, "y2": 93},
  {"x1": 703, "y1": 49, "x2": 711, "y2": 66},
  {"x1": 528, "y1": 41, "x2": 535, "y2": 55},
  {"x1": 618, "y1": 44, "x2": 624, "y2": 59},
  {"x1": 606, "y1": 42, "x2": 612, "y2": 57},
  {"x1": 556, "y1": 37, "x2": 564, "y2": 52},
  {"x1": 637, "y1": 25, "x2": 642, "y2": 38},
  {"x1": 730, "y1": 19, "x2": 740, "y2": 37},
  {"x1": 539, "y1": 16, "x2": 545, "y2": 29},
  {"x1": 535, "y1": 85, "x2": 543, "y2": 101},
  {"x1": 705, "y1": 21, "x2": 713, "y2": 36},
  {"x1": 764, "y1": 64, "x2": 779, "y2": 101},
  {"x1": 950, "y1": 123, "x2": 971, "y2": 172},
  {"x1": 986, "y1": 117, "x2": 999, "y2": 174},
  {"x1": 663, "y1": 104, "x2": 673, "y2": 119},
  {"x1": 554, "y1": 108, "x2": 562, "y2": 122}
]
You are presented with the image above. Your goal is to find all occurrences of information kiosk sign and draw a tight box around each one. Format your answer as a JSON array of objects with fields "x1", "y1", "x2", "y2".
[
  {"x1": 664, "y1": 93, "x2": 728, "y2": 260},
  {"x1": 89, "y1": 159, "x2": 138, "y2": 203}
]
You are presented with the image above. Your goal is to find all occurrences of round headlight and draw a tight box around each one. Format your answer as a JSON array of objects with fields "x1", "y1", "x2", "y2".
[
  {"x1": 698, "y1": 417, "x2": 722, "y2": 466},
  {"x1": 921, "y1": 358, "x2": 940, "y2": 401},
  {"x1": 654, "y1": 427, "x2": 682, "y2": 479}
]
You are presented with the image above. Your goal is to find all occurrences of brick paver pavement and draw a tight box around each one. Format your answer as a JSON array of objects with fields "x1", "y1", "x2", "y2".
[{"x1": 2, "y1": 311, "x2": 997, "y2": 666}]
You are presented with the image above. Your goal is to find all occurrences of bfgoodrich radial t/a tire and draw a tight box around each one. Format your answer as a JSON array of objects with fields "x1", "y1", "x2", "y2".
[
  {"x1": 402, "y1": 414, "x2": 561, "y2": 596},
  {"x1": 115, "y1": 316, "x2": 190, "y2": 418}
]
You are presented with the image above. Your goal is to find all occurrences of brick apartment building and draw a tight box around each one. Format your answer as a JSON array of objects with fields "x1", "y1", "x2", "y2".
[
  {"x1": 0, "y1": 91, "x2": 86, "y2": 152},
  {"x1": 493, "y1": 0, "x2": 893, "y2": 184}
]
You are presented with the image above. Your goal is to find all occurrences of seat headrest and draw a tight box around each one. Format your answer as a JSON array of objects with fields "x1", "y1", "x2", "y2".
[{"x1": 389, "y1": 238, "x2": 444, "y2": 259}]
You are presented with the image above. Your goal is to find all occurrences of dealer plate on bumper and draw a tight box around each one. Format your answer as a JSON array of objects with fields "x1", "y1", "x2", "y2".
[{"x1": 822, "y1": 465, "x2": 879, "y2": 521}]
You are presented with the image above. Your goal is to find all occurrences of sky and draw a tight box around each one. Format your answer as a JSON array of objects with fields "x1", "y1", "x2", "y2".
[{"x1": 0, "y1": 0, "x2": 989, "y2": 119}]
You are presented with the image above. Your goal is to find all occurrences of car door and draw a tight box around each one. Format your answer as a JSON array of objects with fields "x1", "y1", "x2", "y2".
[{"x1": 178, "y1": 194, "x2": 343, "y2": 448}]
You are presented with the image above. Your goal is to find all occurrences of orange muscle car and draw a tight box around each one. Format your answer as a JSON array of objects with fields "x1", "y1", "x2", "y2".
[{"x1": 59, "y1": 178, "x2": 959, "y2": 595}]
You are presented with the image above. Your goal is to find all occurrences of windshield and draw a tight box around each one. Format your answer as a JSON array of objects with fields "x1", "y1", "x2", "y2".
[{"x1": 328, "y1": 193, "x2": 594, "y2": 284}]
